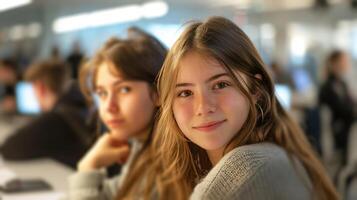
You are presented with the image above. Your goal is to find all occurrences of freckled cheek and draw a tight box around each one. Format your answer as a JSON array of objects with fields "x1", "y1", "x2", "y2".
[
  {"x1": 218, "y1": 93, "x2": 249, "y2": 115},
  {"x1": 217, "y1": 94, "x2": 235, "y2": 109},
  {"x1": 173, "y1": 100, "x2": 194, "y2": 128}
]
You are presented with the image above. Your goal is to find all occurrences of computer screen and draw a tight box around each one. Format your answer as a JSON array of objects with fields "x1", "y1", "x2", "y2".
[
  {"x1": 275, "y1": 84, "x2": 292, "y2": 109},
  {"x1": 291, "y1": 68, "x2": 313, "y2": 92},
  {"x1": 15, "y1": 82, "x2": 41, "y2": 115}
]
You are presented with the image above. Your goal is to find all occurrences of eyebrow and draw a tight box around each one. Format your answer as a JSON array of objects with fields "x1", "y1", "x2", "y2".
[{"x1": 175, "y1": 73, "x2": 229, "y2": 88}]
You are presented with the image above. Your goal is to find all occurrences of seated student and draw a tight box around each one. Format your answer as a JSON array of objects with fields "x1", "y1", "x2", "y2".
[
  {"x1": 0, "y1": 59, "x2": 18, "y2": 113},
  {"x1": 319, "y1": 50, "x2": 356, "y2": 166},
  {"x1": 117, "y1": 17, "x2": 338, "y2": 200},
  {"x1": 68, "y1": 29, "x2": 167, "y2": 199},
  {"x1": 0, "y1": 60, "x2": 95, "y2": 169}
]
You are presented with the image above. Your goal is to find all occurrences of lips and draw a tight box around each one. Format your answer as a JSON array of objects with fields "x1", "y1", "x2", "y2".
[
  {"x1": 106, "y1": 119, "x2": 125, "y2": 127},
  {"x1": 193, "y1": 119, "x2": 226, "y2": 132}
]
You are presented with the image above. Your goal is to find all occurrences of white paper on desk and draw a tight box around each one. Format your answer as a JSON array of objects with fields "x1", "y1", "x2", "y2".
[
  {"x1": 0, "y1": 167, "x2": 17, "y2": 186},
  {"x1": 3, "y1": 191, "x2": 66, "y2": 200}
]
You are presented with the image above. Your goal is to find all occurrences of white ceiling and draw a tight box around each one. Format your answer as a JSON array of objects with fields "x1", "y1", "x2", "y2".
[{"x1": 29, "y1": 0, "x2": 345, "y2": 11}]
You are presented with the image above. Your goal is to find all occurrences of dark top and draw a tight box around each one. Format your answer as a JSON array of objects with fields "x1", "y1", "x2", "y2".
[
  {"x1": 67, "y1": 53, "x2": 83, "y2": 79},
  {"x1": 319, "y1": 75, "x2": 356, "y2": 145},
  {"x1": 0, "y1": 82, "x2": 96, "y2": 169}
]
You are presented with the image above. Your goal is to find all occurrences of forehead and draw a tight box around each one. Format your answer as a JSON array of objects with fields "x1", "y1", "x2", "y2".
[
  {"x1": 177, "y1": 51, "x2": 226, "y2": 82},
  {"x1": 96, "y1": 62, "x2": 124, "y2": 85}
]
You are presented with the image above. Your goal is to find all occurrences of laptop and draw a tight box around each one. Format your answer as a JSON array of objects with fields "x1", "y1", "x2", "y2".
[{"x1": 15, "y1": 82, "x2": 41, "y2": 115}]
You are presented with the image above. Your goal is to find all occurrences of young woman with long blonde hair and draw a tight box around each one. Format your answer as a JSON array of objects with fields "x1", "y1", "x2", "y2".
[{"x1": 118, "y1": 17, "x2": 338, "y2": 200}]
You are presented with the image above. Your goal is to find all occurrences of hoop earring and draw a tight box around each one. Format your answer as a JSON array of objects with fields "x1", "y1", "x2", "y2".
[{"x1": 256, "y1": 104, "x2": 264, "y2": 122}]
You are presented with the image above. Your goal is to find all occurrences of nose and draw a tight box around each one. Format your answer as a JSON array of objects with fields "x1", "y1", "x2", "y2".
[
  {"x1": 195, "y1": 89, "x2": 216, "y2": 116},
  {"x1": 105, "y1": 92, "x2": 119, "y2": 114}
]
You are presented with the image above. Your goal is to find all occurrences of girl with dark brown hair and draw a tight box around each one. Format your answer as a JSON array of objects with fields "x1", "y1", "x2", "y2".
[{"x1": 68, "y1": 28, "x2": 167, "y2": 199}]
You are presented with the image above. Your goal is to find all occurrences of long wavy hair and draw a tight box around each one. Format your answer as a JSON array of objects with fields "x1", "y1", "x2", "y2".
[{"x1": 118, "y1": 17, "x2": 338, "y2": 200}]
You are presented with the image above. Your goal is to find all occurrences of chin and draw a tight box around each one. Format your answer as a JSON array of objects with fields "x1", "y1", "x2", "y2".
[
  {"x1": 111, "y1": 131, "x2": 129, "y2": 140},
  {"x1": 197, "y1": 141, "x2": 225, "y2": 151}
]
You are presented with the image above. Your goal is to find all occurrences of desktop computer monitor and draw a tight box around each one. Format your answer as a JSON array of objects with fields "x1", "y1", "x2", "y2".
[
  {"x1": 291, "y1": 68, "x2": 313, "y2": 92},
  {"x1": 15, "y1": 81, "x2": 41, "y2": 115}
]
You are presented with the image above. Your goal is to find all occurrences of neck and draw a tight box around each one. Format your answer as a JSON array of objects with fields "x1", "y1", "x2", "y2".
[
  {"x1": 206, "y1": 147, "x2": 225, "y2": 166},
  {"x1": 133, "y1": 126, "x2": 151, "y2": 143}
]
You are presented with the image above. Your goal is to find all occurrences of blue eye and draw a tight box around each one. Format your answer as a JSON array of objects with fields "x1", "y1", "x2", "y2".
[
  {"x1": 177, "y1": 90, "x2": 193, "y2": 97},
  {"x1": 119, "y1": 86, "x2": 131, "y2": 94},
  {"x1": 213, "y1": 82, "x2": 230, "y2": 90}
]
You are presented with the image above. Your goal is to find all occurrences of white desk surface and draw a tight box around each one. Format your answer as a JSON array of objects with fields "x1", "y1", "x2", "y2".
[
  {"x1": 1, "y1": 158, "x2": 74, "y2": 199},
  {"x1": 4, "y1": 158, "x2": 74, "y2": 192},
  {"x1": 0, "y1": 115, "x2": 75, "y2": 199}
]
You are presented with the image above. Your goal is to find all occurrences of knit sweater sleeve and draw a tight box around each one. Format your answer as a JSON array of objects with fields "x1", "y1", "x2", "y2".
[
  {"x1": 190, "y1": 143, "x2": 312, "y2": 200},
  {"x1": 68, "y1": 170, "x2": 119, "y2": 200},
  {"x1": 67, "y1": 140, "x2": 143, "y2": 200}
]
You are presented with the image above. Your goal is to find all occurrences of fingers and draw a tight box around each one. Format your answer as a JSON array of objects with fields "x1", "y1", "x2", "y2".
[
  {"x1": 96, "y1": 133, "x2": 128, "y2": 148},
  {"x1": 78, "y1": 134, "x2": 130, "y2": 171},
  {"x1": 104, "y1": 144, "x2": 130, "y2": 162}
]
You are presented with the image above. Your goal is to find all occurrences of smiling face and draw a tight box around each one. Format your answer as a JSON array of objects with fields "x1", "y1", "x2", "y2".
[
  {"x1": 95, "y1": 61, "x2": 157, "y2": 141},
  {"x1": 173, "y1": 51, "x2": 251, "y2": 162}
]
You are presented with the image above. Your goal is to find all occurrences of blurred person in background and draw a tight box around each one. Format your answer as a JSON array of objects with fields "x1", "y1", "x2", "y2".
[
  {"x1": 50, "y1": 45, "x2": 63, "y2": 62},
  {"x1": 0, "y1": 59, "x2": 19, "y2": 114},
  {"x1": 67, "y1": 41, "x2": 84, "y2": 80},
  {"x1": 319, "y1": 50, "x2": 357, "y2": 167},
  {"x1": 270, "y1": 61, "x2": 322, "y2": 149},
  {"x1": 0, "y1": 59, "x2": 95, "y2": 169},
  {"x1": 68, "y1": 28, "x2": 167, "y2": 199}
]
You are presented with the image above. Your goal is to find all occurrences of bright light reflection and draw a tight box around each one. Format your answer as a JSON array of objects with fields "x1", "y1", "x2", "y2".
[
  {"x1": 53, "y1": 1, "x2": 169, "y2": 33},
  {"x1": 0, "y1": 0, "x2": 31, "y2": 12}
]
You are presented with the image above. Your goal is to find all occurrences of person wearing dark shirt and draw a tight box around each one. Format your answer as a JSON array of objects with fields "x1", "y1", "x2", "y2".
[
  {"x1": 0, "y1": 59, "x2": 18, "y2": 113},
  {"x1": 66, "y1": 41, "x2": 84, "y2": 79},
  {"x1": 0, "y1": 60, "x2": 95, "y2": 169},
  {"x1": 319, "y1": 50, "x2": 356, "y2": 166}
]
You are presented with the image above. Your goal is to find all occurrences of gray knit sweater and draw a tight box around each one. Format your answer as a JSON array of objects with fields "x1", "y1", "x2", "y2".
[
  {"x1": 67, "y1": 140, "x2": 142, "y2": 200},
  {"x1": 68, "y1": 142, "x2": 312, "y2": 200},
  {"x1": 190, "y1": 142, "x2": 313, "y2": 200}
]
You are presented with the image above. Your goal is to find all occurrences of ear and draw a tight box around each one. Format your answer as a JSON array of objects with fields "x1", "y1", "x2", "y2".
[
  {"x1": 253, "y1": 74, "x2": 262, "y2": 104},
  {"x1": 254, "y1": 74, "x2": 262, "y2": 80}
]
